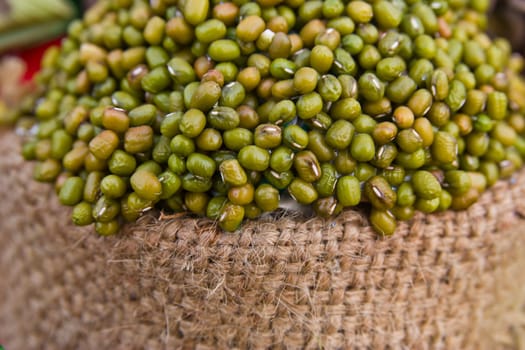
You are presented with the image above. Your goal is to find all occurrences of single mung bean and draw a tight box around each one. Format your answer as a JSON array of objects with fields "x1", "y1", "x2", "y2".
[
  {"x1": 186, "y1": 153, "x2": 217, "y2": 179},
  {"x1": 395, "y1": 148, "x2": 426, "y2": 169},
  {"x1": 236, "y1": 15, "x2": 266, "y2": 42},
  {"x1": 336, "y1": 175, "x2": 361, "y2": 207},
  {"x1": 129, "y1": 104, "x2": 156, "y2": 126},
  {"x1": 218, "y1": 159, "x2": 247, "y2": 187},
  {"x1": 254, "y1": 124, "x2": 282, "y2": 149},
  {"x1": 365, "y1": 176, "x2": 397, "y2": 210},
  {"x1": 333, "y1": 48, "x2": 357, "y2": 75},
  {"x1": 237, "y1": 105, "x2": 260, "y2": 129},
  {"x1": 466, "y1": 132, "x2": 490, "y2": 157},
  {"x1": 327, "y1": 16, "x2": 354, "y2": 36},
  {"x1": 183, "y1": 0, "x2": 209, "y2": 25},
  {"x1": 355, "y1": 116, "x2": 379, "y2": 135},
  {"x1": 220, "y1": 82, "x2": 246, "y2": 108},
  {"x1": 486, "y1": 91, "x2": 508, "y2": 120},
  {"x1": 412, "y1": 170, "x2": 442, "y2": 199},
  {"x1": 89, "y1": 130, "x2": 119, "y2": 160},
  {"x1": 264, "y1": 169, "x2": 294, "y2": 190},
  {"x1": 429, "y1": 69, "x2": 449, "y2": 101},
  {"x1": 445, "y1": 80, "x2": 467, "y2": 112},
  {"x1": 141, "y1": 66, "x2": 171, "y2": 94},
  {"x1": 158, "y1": 171, "x2": 181, "y2": 200},
  {"x1": 350, "y1": 133, "x2": 375, "y2": 162},
  {"x1": 237, "y1": 67, "x2": 261, "y2": 92},
  {"x1": 426, "y1": 102, "x2": 450, "y2": 127},
  {"x1": 166, "y1": 57, "x2": 196, "y2": 85},
  {"x1": 189, "y1": 81, "x2": 222, "y2": 112},
  {"x1": 223, "y1": 128, "x2": 253, "y2": 151},
  {"x1": 308, "y1": 130, "x2": 336, "y2": 162},
  {"x1": 397, "y1": 182, "x2": 416, "y2": 207},
  {"x1": 51, "y1": 129, "x2": 74, "y2": 160},
  {"x1": 313, "y1": 196, "x2": 342, "y2": 218},
  {"x1": 95, "y1": 220, "x2": 120, "y2": 236},
  {"x1": 330, "y1": 98, "x2": 362, "y2": 120},
  {"x1": 59, "y1": 177, "x2": 85, "y2": 206},
  {"x1": 334, "y1": 149, "x2": 358, "y2": 175},
  {"x1": 325, "y1": 120, "x2": 355, "y2": 150},
  {"x1": 342, "y1": 34, "x2": 364, "y2": 55},
  {"x1": 101, "y1": 174, "x2": 127, "y2": 199},
  {"x1": 206, "y1": 196, "x2": 227, "y2": 220},
  {"x1": 310, "y1": 45, "x2": 334, "y2": 73},
  {"x1": 412, "y1": 3, "x2": 438, "y2": 34},
  {"x1": 376, "y1": 57, "x2": 406, "y2": 82},
  {"x1": 288, "y1": 178, "x2": 318, "y2": 205},
  {"x1": 218, "y1": 202, "x2": 244, "y2": 232},
  {"x1": 255, "y1": 184, "x2": 280, "y2": 211},
  {"x1": 180, "y1": 109, "x2": 207, "y2": 138},
  {"x1": 166, "y1": 155, "x2": 185, "y2": 176},
  {"x1": 401, "y1": 14, "x2": 425, "y2": 38},
  {"x1": 62, "y1": 145, "x2": 88, "y2": 172},
  {"x1": 221, "y1": 171, "x2": 253, "y2": 200},
  {"x1": 315, "y1": 163, "x2": 339, "y2": 198},
  {"x1": 380, "y1": 165, "x2": 405, "y2": 186},
  {"x1": 130, "y1": 170, "x2": 162, "y2": 201},
  {"x1": 102, "y1": 107, "x2": 130, "y2": 133},
  {"x1": 317, "y1": 74, "x2": 342, "y2": 102},
  {"x1": 238, "y1": 145, "x2": 270, "y2": 171},
  {"x1": 71, "y1": 202, "x2": 94, "y2": 226},
  {"x1": 385, "y1": 75, "x2": 418, "y2": 104},
  {"x1": 208, "y1": 106, "x2": 240, "y2": 130},
  {"x1": 444, "y1": 170, "x2": 472, "y2": 195},
  {"x1": 270, "y1": 146, "x2": 295, "y2": 172},
  {"x1": 294, "y1": 150, "x2": 321, "y2": 182},
  {"x1": 358, "y1": 72, "x2": 385, "y2": 102},
  {"x1": 170, "y1": 135, "x2": 195, "y2": 157},
  {"x1": 378, "y1": 31, "x2": 403, "y2": 57},
  {"x1": 409, "y1": 59, "x2": 433, "y2": 87},
  {"x1": 373, "y1": 0, "x2": 402, "y2": 29},
  {"x1": 372, "y1": 143, "x2": 398, "y2": 169},
  {"x1": 268, "y1": 99, "x2": 296, "y2": 124},
  {"x1": 392, "y1": 106, "x2": 415, "y2": 129},
  {"x1": 346, "y1": 1, "x2": 372, "y2": 23},
  {"x1": 431, "y1": 131, "x2": 458, "y2": 164},
  {"x1": 413, "y1": 118, "x2": 434, "y2": 147},
  {"x1": 491, "y1": 121, "x2": 517, "y2": 147},
  {"x1": 124, "y1": 125, "x2": 154, "y2": 154},
  {"x1": 195, "y1": 19, "x2": 227, "y2": 44},
  {"x1": 283, "y1": 125, "x2": 309, "y2": 150},
  {"x1": 415, "y1": 197, "x2": 440, "y2": 213},
  {"x1": 196, "y1": 128, "x2": 223, "y2": 151},
  {"x1": 108, "y1": 150, "x2": 136, "y2": 176},
  {"x1": 184, "y1": 191, "x2": 209, "y2": 216},
  {"x1": 145, "y1": 46, "x2": 169, "y2": 68},
  {"x1": 369, "y1": 209, "x2": 396, "y2": 235},
  {"x1": 353, "y1": 162, "x2": 378, "y2": 183}
]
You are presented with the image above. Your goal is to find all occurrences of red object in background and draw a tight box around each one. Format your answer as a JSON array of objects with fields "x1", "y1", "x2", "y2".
[{"x1": 15, "y1": 38, "x2": 62, "y2": 82}]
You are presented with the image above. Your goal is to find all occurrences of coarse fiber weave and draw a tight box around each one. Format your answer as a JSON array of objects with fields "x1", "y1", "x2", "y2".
[{"x1": 1, "y1": 127, "x2": 525, "y2": 350}]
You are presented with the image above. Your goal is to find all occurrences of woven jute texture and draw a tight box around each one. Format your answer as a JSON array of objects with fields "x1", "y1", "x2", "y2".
[{"x1": 1, "y1": 128, "x2": 525, "y2": 350}]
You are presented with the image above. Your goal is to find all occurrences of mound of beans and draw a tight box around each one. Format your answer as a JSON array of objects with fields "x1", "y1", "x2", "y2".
[{"x1": 16, "y1": 0, "x2": 525, "y2": 235}]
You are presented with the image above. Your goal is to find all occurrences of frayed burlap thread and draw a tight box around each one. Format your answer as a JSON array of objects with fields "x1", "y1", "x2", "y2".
[{"x1": 0, "y1": 128, "x2": 525, "y2": 349}]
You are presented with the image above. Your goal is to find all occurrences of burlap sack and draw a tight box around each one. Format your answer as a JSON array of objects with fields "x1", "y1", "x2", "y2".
[{"x1": 1, "y1": 127, "x2": 525, "y2": 349}]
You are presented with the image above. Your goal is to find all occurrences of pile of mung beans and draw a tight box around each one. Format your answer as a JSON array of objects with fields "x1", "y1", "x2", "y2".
[{"x1": 13, "y1": 0, "x2": 525, "y2": 235}]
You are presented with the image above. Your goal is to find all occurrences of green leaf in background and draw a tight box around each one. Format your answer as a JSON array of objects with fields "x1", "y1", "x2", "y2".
[
  {"x1": 0, "y1": 0, "x2": 76, "y2": 31},
  {"x1": 0, "y1": 0, "x2": 78, "y2": 52}
]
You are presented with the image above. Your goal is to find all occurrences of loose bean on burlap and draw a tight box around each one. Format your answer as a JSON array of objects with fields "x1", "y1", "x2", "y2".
[{"x1": 1, "y1": 128, "x2": 525, "y2": 349}]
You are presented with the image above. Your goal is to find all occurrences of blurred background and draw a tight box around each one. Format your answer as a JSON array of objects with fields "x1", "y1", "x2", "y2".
[
  {"x1": 490, "y1": 0, "x2": 525, "y2": 54},
  {"x1": 0, "y1": 0, "x2": 93, "y2": 117}
]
